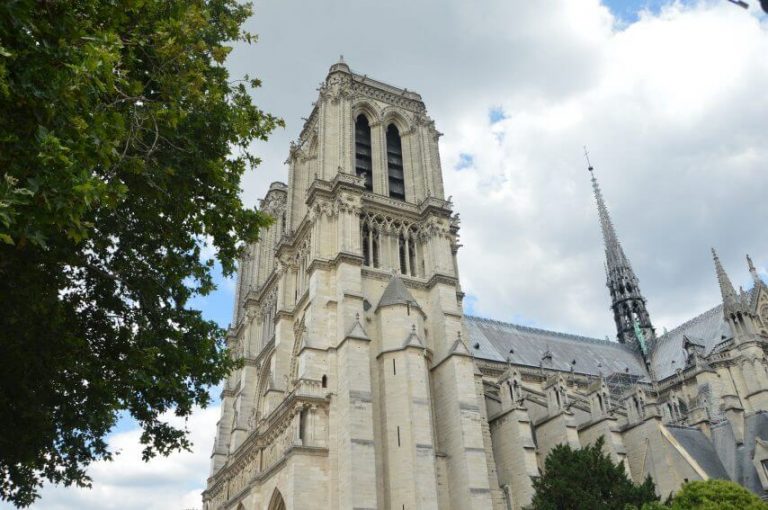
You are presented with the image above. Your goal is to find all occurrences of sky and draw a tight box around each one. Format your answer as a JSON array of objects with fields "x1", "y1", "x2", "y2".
[{"x1": 12, "y1": 1, "x2": 768, "y2": 509}]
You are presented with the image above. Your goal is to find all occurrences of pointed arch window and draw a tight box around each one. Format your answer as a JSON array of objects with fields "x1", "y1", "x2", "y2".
[
  {"x1": 361, "y1": 223, "x2": 379, "y2": 268},
  {"x1": 386, "y1": 124, "x2": 405, "y2": 200},
  {"x1": 355, "y1": 115, "x2": 373, "y2": 191}
]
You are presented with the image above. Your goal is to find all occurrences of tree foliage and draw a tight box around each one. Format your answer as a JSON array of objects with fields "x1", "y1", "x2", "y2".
[
  {"x1": 0, "y1": 0, "x2": 282, "y2": 506},
  {"x1": 643, "y1": 480, "x2": 768, "y2": 510},
  {"x1": 528, "y1": 437, "x2": 659, "y2": 510}
]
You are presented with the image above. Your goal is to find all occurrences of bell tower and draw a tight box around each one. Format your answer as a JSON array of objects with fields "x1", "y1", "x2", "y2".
[{"x1": 204, "y1": 60, "x2": 498, "y2": 510}]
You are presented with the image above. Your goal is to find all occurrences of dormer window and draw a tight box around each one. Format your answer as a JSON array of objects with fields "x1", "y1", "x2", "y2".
[
  {"x1": 386, "y1": 124, "x2": 405, "y2": 200},
  {"x1": 355, "y1": 115, "x2": 373, "y2": 191}
]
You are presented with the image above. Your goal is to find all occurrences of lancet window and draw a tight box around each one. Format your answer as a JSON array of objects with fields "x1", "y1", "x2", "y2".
[
  {"x1": 397, "y1": 234, "x2": 418, "y2": 277},
  {"x1": 355, "y1": 115, "x2": 373, "y2": 192},
  {"x1": 386, "y1": 124, "x2": 405, "y2": 200},
  {"x1": 361, "y1": 223, "x2": 379, "y2": 268},
  {"x1": 360, "y1": 212, "x2": 422, "y2": 277},
  {"x1": 260, "y1": 296, "x2": 277, "y2": 348}
]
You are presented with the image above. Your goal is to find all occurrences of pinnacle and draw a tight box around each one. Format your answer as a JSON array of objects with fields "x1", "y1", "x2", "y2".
[
  {"x1": 747, "y1": 254, "x2": 765, "y2": 288},
  {"x1": 712, "y1": 248, "x2": 741, "y2": 312}
]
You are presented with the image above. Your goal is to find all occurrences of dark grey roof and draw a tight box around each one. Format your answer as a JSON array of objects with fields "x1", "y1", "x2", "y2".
[
  {"x1": 377, "y1": 274, "x2": 421, "y2": 310},
  {"x1": 666, "y1": 426, "x2": 730, "y2": 480},
  {"x1": 650, "y1": 303, "x2": 731, "y2": 381},
  {"x1": 742, "y1": 412, "x2": 768, "y2": 495},
  {"x1": 465, "y1": 316, "x2": 648, "y2": 378}
]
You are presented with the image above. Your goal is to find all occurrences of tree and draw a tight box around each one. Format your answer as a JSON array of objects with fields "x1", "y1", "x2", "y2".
[
  {"x1": 0, "y1": 1, "x2": 282, "y2": 506},
  {"x1": 643, "y1": 479, "x2": 768, "y2": 510},
  {"x1": 528, "y1": 437, "x2": 659, "y2": 510}
]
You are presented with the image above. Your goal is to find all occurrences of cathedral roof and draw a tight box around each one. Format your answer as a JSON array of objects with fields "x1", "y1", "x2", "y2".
[
  {"x1": 666, "y1": 426, "x2": 730, "y2": 480},
  {"x1": 649, "y1": 300, "x2": 735, "y2": 381},
  {"x1": 465, "y1": 316, "x2": 648, "y2": 378}
]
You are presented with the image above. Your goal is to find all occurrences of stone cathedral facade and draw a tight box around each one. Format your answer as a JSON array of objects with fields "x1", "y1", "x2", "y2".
[{"x1": 203, "y1": 61, "x2": 768, "y2": 510}]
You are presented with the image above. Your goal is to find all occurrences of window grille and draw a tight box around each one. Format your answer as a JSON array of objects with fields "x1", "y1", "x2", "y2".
[
  {"x1": 386, "y1": 124, "x2": 405, "y2": 200},
  {"x1": 355, "y1": 115, "x2": 373, "y2": 191}
]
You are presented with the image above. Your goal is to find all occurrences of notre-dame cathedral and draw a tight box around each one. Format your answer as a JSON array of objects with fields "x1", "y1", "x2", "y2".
[{"x1": 203, "y1": 61, "x2": 768, "y2": 510}]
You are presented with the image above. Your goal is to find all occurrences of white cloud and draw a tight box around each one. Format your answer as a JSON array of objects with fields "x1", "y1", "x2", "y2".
[
  {"x1": 16, "y1": 406, "x2": 219, "y2": 510},
  {"x1": 226, "y1": 0, "x2": 768, "y2": 338}
]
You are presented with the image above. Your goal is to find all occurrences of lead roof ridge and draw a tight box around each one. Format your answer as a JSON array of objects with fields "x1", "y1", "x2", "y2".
[{"x1": 465, "y1": 314, "x2": 618, "y2": 347}]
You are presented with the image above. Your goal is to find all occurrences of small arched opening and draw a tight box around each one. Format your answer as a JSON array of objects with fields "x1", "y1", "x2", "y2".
[{"x1": 268, "y1": 489, "x2": 287, "y2": 510}]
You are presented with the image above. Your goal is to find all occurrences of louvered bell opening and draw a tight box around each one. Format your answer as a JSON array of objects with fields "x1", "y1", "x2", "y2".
[
  {"x1": 386, "y1": 124, "x2": 405, "y2": 200},
  {"x1": 355, "y1": 115, "x2": 373, "y2": 191}
]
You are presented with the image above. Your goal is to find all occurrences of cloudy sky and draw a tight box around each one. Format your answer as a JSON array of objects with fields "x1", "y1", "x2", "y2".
[{"x1": 12, "y1": 1, "x2": 768, "y2": 509}]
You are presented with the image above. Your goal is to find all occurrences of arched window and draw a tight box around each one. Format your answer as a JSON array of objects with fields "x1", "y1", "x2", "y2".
[
  {"x1": 268, "y1": 489, "x2": 287, "y2": 510},
  {"x1": 321, "y1": 374, "x2": 327, "y2": 388},
  {"x1": 386, "y1": 124, "x2": 405, "y2": 200},
  {"x1": 361, "y1": 223, "x2": 379, "y2": 268},
  {"x1": 398, "y1": 235, "x2": 408, "y2": 274},
  {"x1": 362, "y1": 224, "x2": 371, "y2": 266},
  {"x1": 355, "y1": 115, "x2": 373, "y2": 191}
]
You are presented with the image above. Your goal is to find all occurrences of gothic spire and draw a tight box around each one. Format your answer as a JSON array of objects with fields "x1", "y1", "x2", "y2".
[
  {"x1": 589, "y1": 162, "x2": 631, "y2": 271},
  {"x1": 747, "y1": 254, "x2": 764, "y2": 288},
  {"x1": 712, "y1": 248, "x2": 748, "y2": 316},
  {"x1": 586, "y1": 152, "x2": 655, "y2": 360}
]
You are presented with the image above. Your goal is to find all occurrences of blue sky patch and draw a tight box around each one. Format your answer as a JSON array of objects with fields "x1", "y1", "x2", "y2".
[
  {"x1": 489, "y1": 106, "x2": 506, "y2": 125},
  {"x1": 463, "y1": 294, "x2": 478, "y2": 315},
  {"x1": 603, "y1": 0, "x2": 693, "y2": 23},
  {"x1": 456, "y1": 153, "x2": 474, "y2": 171}
]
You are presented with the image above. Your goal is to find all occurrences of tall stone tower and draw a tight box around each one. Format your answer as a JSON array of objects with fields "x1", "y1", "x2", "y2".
[
  {"x1": 203, "y1": 60, "x2": 498, "y2": 510},
  {"x1": 588, "y1": 164, "x2": 655, "y2": 361}
]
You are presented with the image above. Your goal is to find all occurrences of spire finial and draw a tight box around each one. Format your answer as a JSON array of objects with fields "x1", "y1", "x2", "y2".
[
  {"x1": 339, "y1": 54, "x2": 344, "y2": 63},
  {"x1": 588, "y1": 154, "x2": 629, "y2": 270},
  {"x1": 584, "y1": 145, "x2": 593, "y2": 172}
]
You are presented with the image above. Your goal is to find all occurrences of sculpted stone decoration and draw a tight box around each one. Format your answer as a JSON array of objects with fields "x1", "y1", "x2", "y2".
[
  {"x1": 422, "y1": 217, "x2": 450, "y2": 239},
  {"x1": 287, "y1": 140, "x2": 303, "y2": 163},
  {"x1": 261, "y1": 191, "x2": 287, "y2": 217},
  {"x1": 380, "y1": 106, "x2": 413, "y2": 131},
  {"x1": 325, "y1": 72, "x2": 353, "y2": 104},
  {"x1": 360, "y1": 211, "x2": 421, "y2": 239},
  {"x1": 309, "y1": 199, "x2": 335, "y2": 221},
  {"x1": 247, "y1": 407, "x2": 259, "y2": 431},
  {"x1": 334, "y1": 194, "x2": 362, "y2": 215},
  {"x1": 350, "y1": 80, "x2": 426, "y2": 114}
]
